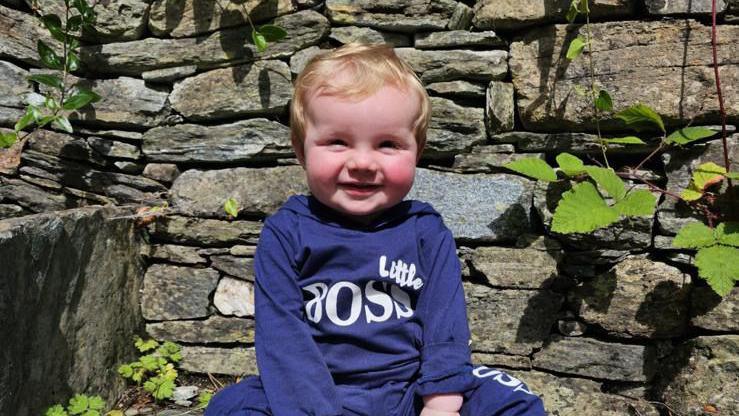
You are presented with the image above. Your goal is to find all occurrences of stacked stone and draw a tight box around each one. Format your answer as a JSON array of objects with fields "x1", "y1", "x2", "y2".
[{"x1": 1, "y1": 0, "x2": 738, "y2": 414}]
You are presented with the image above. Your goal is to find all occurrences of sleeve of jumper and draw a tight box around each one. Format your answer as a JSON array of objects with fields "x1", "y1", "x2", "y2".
[
  {"x1": 414, "y1": 221, "x2": 477, "y2": 397},
  {"x1": 254, "y1": 222, "x2": 344, "y2": 416}
]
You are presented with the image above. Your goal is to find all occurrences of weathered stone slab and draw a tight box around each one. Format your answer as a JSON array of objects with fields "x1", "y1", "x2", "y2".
[
  {"x1": 141, "y1": 264, "x2": 219, "y2": 321},
  {"x1": 690, "y1": 287, "x2": 739, "y2": 332},
  {"x1": 471, "y1": 353, "x2": 532, "y2": 370},
  {"x1": 414, "y1": 30, "x2": 505, "y2": 49},
  {"x1": 149, "y1": 0, "x2": 295, "y2": 38},
  {"x1": 451, "y1": 146, "x2": 543, "y2": 173},
  {"x1": 147, "y1": 316, "x2": 254, "y2": 344},
  {"x1": 0, "y1": 4, "x2": 60, "y2": 66},
  {"x1": 0, "y1": 105, "x2": 23, "y2": 127},
  {"x1": 408, "y1": 169, "x2": 533, "y2": 242},
  {"x1": 325, "y1": 0, "x2": 457, "y2": 33},
  {"x1": 211, "y1": 255, "x2": 254, "y2": 281},
  {"x1": 230, "y1": 245, "x2": 256, "y2": 257},
  {"x1": 486, "y1": 81, "x2": 514, "y2": 134},
  {"x1": 0, "y1": 177, "x2": 67, "y2": 212},
  {"x1": 179, "y1": 346, "x2": 258, "y2": 376},
  {"x1": 465, "y1": 283, "x2": 563, "y2": 355},
  {"x1": 448, "y1": 2, "x2": 473, "y2": 30},
  {"x1": 491, "y1": 131, "x2": 659, "y2": 155},
  {"x1": 533, "y1": 336, "x2": 657, "y2": 382},
  {"x1": 26, "y1": 130, "x2": 106, "y2": 166},
  {"x1": 0, "y1": 60, "x2": 30, "y2": 108},
  {"x1": 148, "y1": 244, "x2": 206, "y2": 265},
  {"x1": 214, "y1": 277, "x2": 255, "y2": 317},
  {"x1": 473, "y1": 0, "x2": 636, "y2": 30},
  {"x1": 396, "y1": 48, "x2": 508, "y2": 83},
  {"x1": 142, "y1": 65, "x2": 198, "y2": 83},
  {"x1": 467, "y1": 244, "x2": 561, "y2": 289},
  {"x1": 148, "y1": 216, "x2": 262, "y2": 246},
  {"x1": 425, "y1": 97, "x2": 485, "y2": 158},
  {"x1": 646, "y1": 0, "x2": 727, "y2": 14},
  {"x1": 169, "y1": 166, "x2": 308, "y2": 218},
  {"x1": 143, "y1": 119, "x2": 291, "y2": 163},
  {"x1": 519, "y1": 370, "x2": 660, "y2": 416},
  {"x1": 289, "y1": 46, "x2": 326, "y2": 76},
  {"x1": 86, "y1": 137, "x2": 141, "y2": 160},
  {"x1": 170, "y1": 61, "x2": 292, "y2": 122},
  {"x1": 80, "y1": 10, "x2": 330, "y2": 76},
  {"x1": 657, "y1": 136, "x2": 738, "y2": 234},
  {"x1": 656, "y1": 335, "x2": 739, "y2": 416},
  {"x1": 28, "y1": 0, "x2": 150, "y2": 42},
  {"x1": 143, "y1": 163, "x2": 181, "y2": 184},
  {"x1": 569, "y1": 257, "x2": 691, "y2": 338},
  {"x1": 510, "y1": 20, "x2": 739, "y2": 131},
  {"x1": 329, "y1": 26, "x2": 411, "y2": 46},
  {"x1": 426, "y1": 81, "x2": 487, "y2": 100},
  {"x1": 0, "y1": 204, "x2": 26, "y2": 219}
]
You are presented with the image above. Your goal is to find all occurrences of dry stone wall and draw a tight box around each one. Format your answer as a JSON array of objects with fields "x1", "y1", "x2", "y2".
[{"x1": 1, "y1": 0, "x2": 738, "y2": 414}]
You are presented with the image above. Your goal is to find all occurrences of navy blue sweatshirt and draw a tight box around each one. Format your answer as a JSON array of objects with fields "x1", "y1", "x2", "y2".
[{"x1": 254, "y1": 195, "x2": 476, "y2": 415}]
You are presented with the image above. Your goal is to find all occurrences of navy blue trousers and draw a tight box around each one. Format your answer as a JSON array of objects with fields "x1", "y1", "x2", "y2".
[{"x1": 205, "y1": 366, "x2": 546, "y2": 416}]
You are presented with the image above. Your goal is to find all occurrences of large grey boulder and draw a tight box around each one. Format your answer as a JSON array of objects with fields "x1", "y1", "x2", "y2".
[
  {"x1": 143, "y1": 119, "x2": 291, "y2": 163},
  {"x1": 408, "y1": 169, "x2": 534, "y2": 242},
  {"x1": 569, "y1": 257, "x2": 691, "y2": 338},
  {"x1": 325, "y1": 0, "x2": 458, "y2": 33},
  {"x1": 0, "y1": 207, "x2": 144, "y2": 416},
  {"x1": 170, "y1": 61, "x2": 292, "y2": 122},
  {"x1": 473, "y1": 0, "x2": 636, "y2": 30},
  {"x1": 510, "y1": 20, "x2": 739, "y2": 131},
  {"x1": 80, "y1": 10, "x2": 330, "y2": 76},
  {"x1": 149, "y1": 0, "x2": 295, "y2": 38}
]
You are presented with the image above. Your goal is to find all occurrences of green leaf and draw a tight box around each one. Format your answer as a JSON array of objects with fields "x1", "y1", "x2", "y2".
[
  {"x1": 665, "y1": 126, "x2": 717, "y2": 145},
  {"x1": 556, "y1": 152, "x2": 586, "y2": 176},
  {"x1": 595, "y1": 89, "x2": 613, "y2": 112},
  {"x1": 81, "y1": 410, "x2": 100, "y2": 416},
  {"x1": 252, "y1": 30, "x2": 268, "y2": 52},
  {"x1": 584, "y1": 166, "x2": 626, "y2": 201},
  {"x1": 197, "y1": 391, "x2": 213, "y2": 409},
  {"x1": 695, "y1": 245, "x2": 739, "y2": 297},
  {"x1": 551, "y1": 181, "x2": 620, "y2": 233},
  {"x1": 566, "y1": 36, "x2": 586, "y2": 60},
  {"x1": 62, "y1": 88, "x2": 100, "y2": 110},
  {"x1": 578, "y1": 0, "x2": 590, "y2": 13},
  {"x1": 0, "y1": 132, "x2": 17, "y2": 148},
  {"x1": 118, "y1": 364, "x2": 133, "y2": 378},
  {"x1": 615, "y1": 103, "x2": 665, "y2": 133},
  {"x1": 40, "y1": 14, "x2": 66, "y2": 42},
  {"x1": 154, "y1": 378, "x2": 175, "y2": 400},
  {"x1": 613, "y1": 189, "x2": 657, "y2": 216},
  {"x1": 52, "y1": 115, "x2": 73, "y2": 133},
  {"x1": 726, "y1": 172, "x2": 739, "y2": 180},
  {"x1": 72, "y1": 0, "x2": 95, "y2": 23},
  {"x1": 135, "y1": 337, "x2": 158, "y2": 352},
  {"x1": 681, "y1": 185, "x2": 703, "y2": 201},
  {"x1": 566, "y1": 0, "x2": 580, "y2": 22},
  {"x1": 140, "y1": 354, "x2": 159, "y2": 371},
  {"x1": 86, "y1": 396, "x2": 104, "y2": 411},
  {"x1": 68, "y1": 394, "x2": 89, "y2": 415},
  {"x1": 682, "y1": 162, "x2": 727, "y2": 200},
  {"x1": 66, "y1": 50, "x2": 80, "y2": 72},
  {"x1": 45, "y1": 404, "x2": 68, "y2": 416},
  {"x1": 715, "y1": 222, "x2": 739, "y2": 247},
  {"x1": 67, "y1": 15, "x2": 83, "y2": 32},
  {"x1": 673, "y1": 222, "x2": 716, "y2": 249},
  {"x1": 14, "y1": 108, "x2": 35, "y2": 132},
  {"x1": 603, "y1": 136, "x2": 646, "y2": 145},
  {"x1": 257, "y1": 24, "x2": 287, "y2": 42},
  {"x1": 504, "y1": 157, "x2": 557, "y2": 182},
  {"x1": 37, "y1": 115, "x2": 57, "y2": 128},
  {"x1": 28, "y1": 74, "x2": 63, "y2": 90},
  {"x1": 37, "y1": 40, "x2": 63, "y2": 70},
  {"x1": 224, "y1": 197, "x2": 239, "y2": 217}
]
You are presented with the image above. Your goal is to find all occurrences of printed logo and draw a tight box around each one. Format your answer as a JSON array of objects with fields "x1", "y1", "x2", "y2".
[
  {"x1": 378, "y1": 255, "x2": 423, "y2": 290},
  {"x1": 473, "y1": 366, "x2": 536, "y2": 396}
]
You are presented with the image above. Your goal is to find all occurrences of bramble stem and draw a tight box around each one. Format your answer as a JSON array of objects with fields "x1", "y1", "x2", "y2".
[
  {"x1": 711, "y1": 0, "x2": 731, "y2": 173},
  {"x1": 583, "y1": 1, "x2": 608, "y2": 168}
]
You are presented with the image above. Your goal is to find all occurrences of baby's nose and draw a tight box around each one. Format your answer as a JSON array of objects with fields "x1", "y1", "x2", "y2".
[{"x1": 346, "y1": 151, "x2": 378, "y2": 171}]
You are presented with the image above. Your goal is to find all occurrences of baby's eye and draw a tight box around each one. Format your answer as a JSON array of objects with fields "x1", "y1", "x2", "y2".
[
  {"x1": 327, "y1": 139, "x2": 347, "y2": 147},
  {"x1": 379, "y1": 140, "x2": 400, "y2": 149}
]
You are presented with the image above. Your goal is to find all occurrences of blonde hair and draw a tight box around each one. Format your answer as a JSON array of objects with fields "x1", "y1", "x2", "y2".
[{"x1": 290, "y1": 43, "x2": 430, "y2": 159}]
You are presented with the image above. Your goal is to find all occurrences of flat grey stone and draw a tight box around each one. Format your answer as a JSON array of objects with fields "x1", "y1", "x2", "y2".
[
  {"x1": 141, "y1": 264, "x2": 219, "y2": 321},
  {"x1": 146, "y1": 315, "x2": 254, "y2": 344},
  {"x1": 0, "y1": 177, "x2": 67, "y2": 213},
  {"x1": 448, "y1": 2, "x2": 474, "y2": 30},
  {"x1": 213, "y1": 277, "x2": 255, "y2": 317},
  {"x1": 646, "y1": 0, "x2": 727, "y2": 14},
  {"x1": 169, "y1": 166, "x2": 308, "y2": 218},
  {"x1": 486, "y1": 81, "x2": 514, "y2": 134},
  {"x1": 414, "y1": 30, "x2": 505, "y2": 49},
  {"x1": 230, "y1": 245, "x2": 256, "y2": 257},
  {"x1": 425, "y1": 96, "x2": 486, "y2": 158},
  {"x1": 0, "y1": 4, "x2": 60, "y2": 66},
  {"x1": 26, "y1": 130, "x2": 106, "y2": 166},
  {"x1": 426, "y1": 81, "x2": 487, "y2": 100},
  {"x1": 0, "y1": 204, "x2": 26, "y2": 219},
  {"x1": 210, "y1": 255, "x2": 254, "y2": 281},
  {"x1": 170, "y1": 61, "x2": 292, "y2": 122},
  {"x1": 473, "y1": 0, "x2": 636, "y2": 30},
  {"x1": 148, "y1": 244, "x2": 206, "y2": 265},
  {"x1": 76, "y1": 128, "x2": 143, "y2": 142},
  {"x1": 141, "y1": 65, "x2": 198, "y2": 83},
  {"x1": 86, "y1": 137, "x2": 141, "y2": 160},
  {"x1": 533, "y1": 336, "x2": 657, "y2": 382},
  {"x1": 179, "y1": 346, "x2": 258, "y2": 376},
  {"x1": 289, "y1": 46, "x2": 327, "y2": 76},
  {"x1": 148, "y1": 216, "x2": 262, "y2": 246},
  {"x1": 466, "y1": 283, "x2": 563, "y2": 355},
  {"x1": 569, "y1": 257, "x2": 691, "y2": 339},
  {"x1": 408, "y1": 169, "x2": 533, "y2": 242},
  {"x1": 142, "y1": 163, "x2": 180, "y2": 184},
  {"x1": 471, "y1": 352, "x2": 532, "y2": 370},
  {"x1": 329, "y1": 26, "x2": 411, "y2": 46},
  {"x1": 690, "y1": 287, "x2": 739, "y2": 332},
  {"x1": 142, "y1": 119, "x2": 291, "y2": 163},
  {"x1": 452, "y1": 147, "x2": 543, "y2": 173},
  {"x1": 0, "y1": 60, "x2": 30, "y2": 108},
  {"x1": 149, "y1": 0, "x2": 295, "y2": 38},
  {"x1": 0, "y1": 105, "x2": 23, "y2": 127},
  {"x1": 510, "y1": 21, "x2": 739, "y2": 131},
  {"x1": 113, "y1": 161, "x2": 144, "y2": 174},
  {"x1": 467, "y1": 244, "x2": 561, "y2": 289},
  {"x1": 325, "y1": 0, "x2": 457, "y2": 33},
  {"x1": 397, "y1": 48, "x2": 507, "y2": 83}
]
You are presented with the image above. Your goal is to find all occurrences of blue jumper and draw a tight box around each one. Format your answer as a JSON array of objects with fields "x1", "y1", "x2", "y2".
[{"x1": 206, "y1": 195, "x2": 546, "y2": 416}]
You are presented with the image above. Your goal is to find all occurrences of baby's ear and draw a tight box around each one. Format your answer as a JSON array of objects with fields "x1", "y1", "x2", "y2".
[{"x1": 290, "y1": 135, "x2": 306, "y2": 167}]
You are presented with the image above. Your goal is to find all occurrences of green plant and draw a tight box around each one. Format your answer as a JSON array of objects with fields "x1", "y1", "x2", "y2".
[
  {"x1": 197, "y1": 390, "x2": 214, "y2": 409},
  {"x1": 504, "y1": 0, "x2": 737, "y2": 296},
  {"x1": 1, "y1": 0, "x2": 100, "y2": 151},
  {"x1": 117, "y1": 337, "x2": 182, "y2": 401},
  {"x1": 44, "y1": 394, "x2": 113, "y2": 416}
]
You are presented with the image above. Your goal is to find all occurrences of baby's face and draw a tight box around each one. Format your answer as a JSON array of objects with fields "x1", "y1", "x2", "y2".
[{"x1": 299, "y1": 85, "x2": 420, "y2": 223}]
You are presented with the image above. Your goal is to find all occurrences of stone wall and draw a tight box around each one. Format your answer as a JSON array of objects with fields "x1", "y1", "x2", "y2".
[
  {"x1": 1, "y1": 0, "x2": 738, "y2": 414},
  {"x1": 0, "y1": 206, "x2": 145, "y2": 416}
]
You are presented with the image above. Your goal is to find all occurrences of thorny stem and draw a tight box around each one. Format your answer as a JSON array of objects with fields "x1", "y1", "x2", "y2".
[
  {"x1": 583, "y1": 1, "x2": 608, "y2": 168},
  {"x1": 619, "y1": 172, "x2": 684, "y2": 202},
  {"x1": 632, "y1": 141, "x2": 665, "y2": 173},
  {"x1": 711, "y1": 0, "x2": 731, "y2": 173}
]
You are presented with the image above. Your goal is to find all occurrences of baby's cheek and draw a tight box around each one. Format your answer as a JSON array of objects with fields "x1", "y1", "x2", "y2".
[{"x1": 384, "y1": 162, "x2": 416, "y2": 191}]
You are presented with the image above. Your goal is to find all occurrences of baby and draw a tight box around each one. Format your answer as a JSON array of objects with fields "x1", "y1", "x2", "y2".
[{"x1": 206, "y1": 43, "x2": 546, "y2": 416}]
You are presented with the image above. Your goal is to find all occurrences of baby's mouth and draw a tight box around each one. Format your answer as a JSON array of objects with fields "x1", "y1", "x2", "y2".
[{"x1": 339, "y1": 182, "x2": 381, "y2": 191}]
